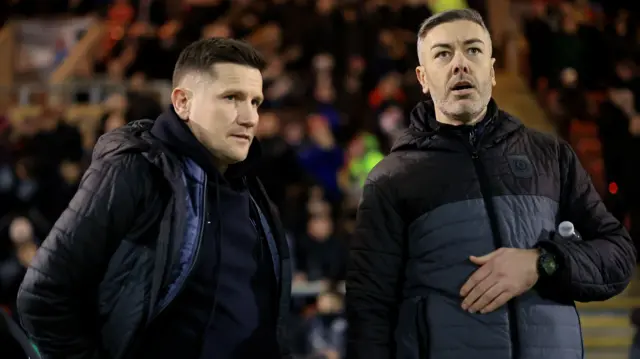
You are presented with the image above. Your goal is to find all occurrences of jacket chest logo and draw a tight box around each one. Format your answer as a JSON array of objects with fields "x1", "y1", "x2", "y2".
[{"x1": 507, "y1": 155, "x2": 534, "y2": 178}]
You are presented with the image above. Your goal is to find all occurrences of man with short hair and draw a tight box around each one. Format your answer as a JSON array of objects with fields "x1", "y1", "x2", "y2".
[
  {"x1": 346, "y1": 9, "x2": 635, "y2": 359},
  {"x1": 17, "y1": 38, "x2": 292, "y2": 359}
]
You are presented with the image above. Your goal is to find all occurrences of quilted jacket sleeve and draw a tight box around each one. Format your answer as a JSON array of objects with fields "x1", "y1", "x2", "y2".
[
  {"x1": 538, "y1": 141, "x2": 636, "y2": 302},
  {"x1": 346, "y1": 179, "x2": 405, "y2": 359},
  {"x1": 16, "y1": 156, "x2": 147, "y2": 359}
]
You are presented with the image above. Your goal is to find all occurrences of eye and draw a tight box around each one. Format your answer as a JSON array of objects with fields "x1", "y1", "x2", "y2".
[
  {"x1": 224, "y1": 95, "x2": 237, "y2": 101},
  {"x1": 468, "y1": 47, "x2": 482, "y2": 55},
  {"x1": 435, "y1": 51, "x2": 450, "y2": 59}
]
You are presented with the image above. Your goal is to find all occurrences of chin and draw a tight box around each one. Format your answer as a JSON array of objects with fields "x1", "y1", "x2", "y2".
[
  {"x1": 229, "y1": 151, "x2": 249, "y2": 163},
  {"x1": 446, "y1": 103, "x2": 482, "y2": 119}
]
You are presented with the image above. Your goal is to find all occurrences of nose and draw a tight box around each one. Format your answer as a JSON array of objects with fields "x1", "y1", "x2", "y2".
[
  {"x1": 451, "y1": 52, "x2": 470, "y2": 75},
  {"x1": 237, "y1": 101, "x2": 259, "y2": 128}
]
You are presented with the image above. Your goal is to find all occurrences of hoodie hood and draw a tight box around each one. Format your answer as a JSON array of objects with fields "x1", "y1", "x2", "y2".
[
  {"x1": 92, "y1": 119, "x2": 156, "y2": 162},
  {"x1": 92, "y1": 119, "x2": 189, "y2": 184},
  {"x1": 391, "y1": 98, "x2": 522, "y2": 152}
]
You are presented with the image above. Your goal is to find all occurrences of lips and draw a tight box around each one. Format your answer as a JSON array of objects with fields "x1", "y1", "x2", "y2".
[
  {"x1": 450, "y1": 80, "x2": 474, "y2": 91},
  {"x1": 230, "y1": 134, "x2": 251, "y2": 141}
]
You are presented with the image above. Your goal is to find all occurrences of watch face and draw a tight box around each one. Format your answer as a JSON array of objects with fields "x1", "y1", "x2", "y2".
[{"x1": 542, "y1": 255, "x2": 557, "y2": 275}]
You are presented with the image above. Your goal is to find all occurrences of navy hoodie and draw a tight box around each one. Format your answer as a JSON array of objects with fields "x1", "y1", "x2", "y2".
[{"x1": 142, "y1": 109, "x2": 280, "y2": 359}]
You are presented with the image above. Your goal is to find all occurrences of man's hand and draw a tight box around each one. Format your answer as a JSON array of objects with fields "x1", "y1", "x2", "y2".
[{"x1": 460, "y1": 248, "x2": 540, "y2": 314}]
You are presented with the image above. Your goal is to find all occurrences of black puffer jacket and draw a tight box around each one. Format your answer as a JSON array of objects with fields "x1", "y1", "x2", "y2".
[
  {"x1": 16, "y1": 119, "x2": 292, "y2": 359},
  {"x1": 346, "y1": 99, "x2": 636, "y2": 359}
]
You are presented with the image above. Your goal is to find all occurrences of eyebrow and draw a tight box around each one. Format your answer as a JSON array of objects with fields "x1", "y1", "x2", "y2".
[{"x1": 431, "y1": 38, "x2": 485, "y2": 50}]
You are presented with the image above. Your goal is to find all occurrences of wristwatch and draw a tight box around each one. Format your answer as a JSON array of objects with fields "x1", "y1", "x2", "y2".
[{"x1": 537, "y1": 248, "x2": 558, "y2": 277}]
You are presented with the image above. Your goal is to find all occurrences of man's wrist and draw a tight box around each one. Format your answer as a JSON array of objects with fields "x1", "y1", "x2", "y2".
[{"x1": 536, "y1": 247, "x2": 559, "y2": 277}]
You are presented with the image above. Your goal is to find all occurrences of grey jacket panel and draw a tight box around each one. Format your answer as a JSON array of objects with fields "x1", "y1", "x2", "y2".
[{"x1": 399, "y1": 195, "x2": 583, "y2": 359}]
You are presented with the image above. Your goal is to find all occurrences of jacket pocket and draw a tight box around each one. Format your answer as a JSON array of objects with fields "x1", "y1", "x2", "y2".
[{"x1": 395, "y1": 296, "x2": 430, "y2": 359}]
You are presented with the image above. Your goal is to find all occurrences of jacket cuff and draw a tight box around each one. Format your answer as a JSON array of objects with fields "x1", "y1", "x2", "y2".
[{"x1": 534, "y1": 235, "x2": 574, "y2": 299}]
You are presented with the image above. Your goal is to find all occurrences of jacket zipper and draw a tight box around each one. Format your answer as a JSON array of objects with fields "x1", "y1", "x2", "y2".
[
  {"x1": 467, "y1": 130, "x2": 519, "y2": 359},
  {"x1": 149, "y1": 174, "x2": 208, "y2": 323},
  {"x1": 415, "y1": 296, "x2": 430, "y2": 359}
]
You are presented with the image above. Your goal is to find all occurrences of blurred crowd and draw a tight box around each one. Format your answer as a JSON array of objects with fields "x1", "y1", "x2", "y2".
[
  {"x1": 1, "y1": 0, "x2": 640, "y2": 358},
  {"x1": 523, "y1": 0, "x2": 640, "y2": 254}
]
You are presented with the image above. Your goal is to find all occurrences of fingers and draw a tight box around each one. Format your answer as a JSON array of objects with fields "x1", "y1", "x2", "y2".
[
  {"x1": 461, "y1": 275, "x2": 498, "y2": 312},
  {"x1": 465, "y1": 282, "x2": 503, "y2": 313},
  {"x1": 469, "y1": 254, "x2": 490, "y2": 265},
  {"x1": 460, "y1": 263, "x2": 492, "y2": 297},
  {"x1": 480, "y1": 291, "x2": 513, "y2": 314},
  {"x1": 461, "y1": 248, "x2": 519, "y2": 314},
  {"x1": 469, "y1": 249, "x2": 499, "y2": 265}
]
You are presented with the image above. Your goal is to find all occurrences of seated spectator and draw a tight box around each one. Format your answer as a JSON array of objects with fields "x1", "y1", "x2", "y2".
[
  {"x1": 376, "y1": 103, "x2": 406, "y2": 152},
  {"x1": 551, "y1": 67, "x2": 588, "y2": 139},
  {"x1": 254, "y1": 111, "x2": 305, "y2": 213},
  {"x1": 524, "y1": 1, "x2": 552, "y2": 90},
  {"x1": 338, "y1": 132, "x2": 384, "y2": 210},
  {"x1": 295, "y1": 214, "x2": 347, "y2": 284},
  {"x1": 0, "y1": 217, "x2": 38, "y2": 312},
  {"x1": 124, "y1": 72, "x2": 163, "y2": 122},
  {"x1": 550, "y1": 11, "x2": 584, "y2": 88},
  {"x1": 297, "y1": 115, "x2": 344, "y2": 204},
  {"x1": 306, "y1": 186, "x2": 331, "y2": 219},
  {"x1": 305, "y1": 289, "x2": 347, "y2": 359}
]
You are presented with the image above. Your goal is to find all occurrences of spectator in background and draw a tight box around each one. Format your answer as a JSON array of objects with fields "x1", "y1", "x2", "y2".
[
  {"x1": 524, "y1": 1, "x2": 553, "y2": 90},
  {"x1": 577, "y1": 3, "x2": 608, "y2": 89},
  {"x1": 98, "y1": 109, "x2": 128, "y2": 137},
  {"x1": 305, "y1": 289, "x2": 347, "y2": 359},
  {"x1": 605, "y1": 10, "x2": 637, "y2": 68},
  {"x1": 376, "y1": 103, "x2": 407, "y2": 152},
  {"x1": 124, "y1": 72, "x2": 163, "y2": 121},
  {"x1": 295, "y1": 214, "x2": 347, "y2": 285},
  {"x1": 551, "y1": 10, "x2": 584, "y2": 88},
  {"x1": 338, "y1": 132, "x2": 384, "y2": 210},
  {"x1": 368, "y1": 72, "x2": 406, "y2": 112},
  {"x1": 1, "y1": 217, "x2": 37, "y2": 297},
  {"x1": 297, "y1": 115, "x2": 344, "y2": 206},
  {"x1": 597, "y1": 64, "x2": 636, "y2": 196},
  {"x1": 551, "y1": 67, "x2": 588, "y2": 139},
  {"x1": 255, "y1": 111, "x2": 305, "y2": 213}
]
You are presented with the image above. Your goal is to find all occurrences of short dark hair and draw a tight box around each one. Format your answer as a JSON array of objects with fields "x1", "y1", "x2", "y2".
[
  {"x1": 417, "y1": 9, "x2": 488, "y2": 40},
  {"x1": 172, "y1": 37, "x2": 267, "y2": 87}
]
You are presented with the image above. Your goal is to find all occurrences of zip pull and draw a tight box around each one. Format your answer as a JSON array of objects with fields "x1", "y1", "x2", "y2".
[
  {"x1": 468, "y1": 129, "x2": 479, "y2": 159},
  {"x1": 468, "y1": 128, "x2": 476, "y2": 147}
]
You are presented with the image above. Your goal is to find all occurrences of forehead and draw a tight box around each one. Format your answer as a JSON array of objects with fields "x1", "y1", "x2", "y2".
[
  {"x1": 423, "y1": 20, "x2": 489, "y2": 46},
  {"x1": 207, "y1": 63, "x2": 263, "y2": 94}
]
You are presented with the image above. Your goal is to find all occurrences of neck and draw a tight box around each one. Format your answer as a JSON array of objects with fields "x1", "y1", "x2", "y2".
[
  {"x1": 210, "y1": 150, "x2": 228, "y2": 174},
  {"x1": 185, "y1": 120, "x2": 229, "y2": 174},
  {"x1": 435, "y1": 106, "x2": 487, "y2": 126},
  {"x1": 216, "y1": 162, "x2": 228, "y2": 174}
]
